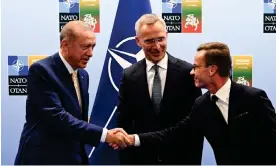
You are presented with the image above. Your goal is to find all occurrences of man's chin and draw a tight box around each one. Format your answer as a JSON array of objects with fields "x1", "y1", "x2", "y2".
[
  {"x1": 195, "y1": 82, "x2": 203, "y2": 88},
  {"x1": 79, "y1": 64, "x2": 87, "y2": 69},
  {"x1": 195, "y1": 84, "x2": 201, "y2": 88},
  {"x1": 150, "y1": 55, "x2": 164, "y2": 62}
]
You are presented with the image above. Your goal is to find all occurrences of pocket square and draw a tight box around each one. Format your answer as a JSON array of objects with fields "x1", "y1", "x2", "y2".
[{"x1": 236, "y1": 112, "x2": 249, "y2": 119}]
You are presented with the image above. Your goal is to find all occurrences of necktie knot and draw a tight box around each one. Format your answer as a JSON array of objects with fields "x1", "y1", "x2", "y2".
[
  {"x1": 153, "y1": 64, "x2": 159, "y2": 74},
  {"x1": 211, "y1": 95, "x2": 219, "y2": 103},
  {"x1": 72, "y1": 71, "x2": 77, "y2": 78}
]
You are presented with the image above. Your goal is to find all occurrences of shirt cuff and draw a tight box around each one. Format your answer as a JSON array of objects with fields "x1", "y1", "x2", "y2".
[
  {"x1": 100, "y1": 128, "x2": 108, "y2": 143},
  {"x1": 134, "y1": 134, "x2": 140, "y2": 146}
]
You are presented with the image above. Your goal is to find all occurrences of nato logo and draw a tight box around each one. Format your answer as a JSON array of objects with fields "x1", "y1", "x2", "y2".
[
  {"x1": 59, "y1": 0, "x2": 79, "y2": 13},
  {"x1": 162, "y1": 0, "x2": 182, "y2": 13},
  {"x1": 8, "y1": 56, "x2": 28, "y2": 95},
  {"x1": 264, "y1": 0, "x2": 276, "y2": 33},
  {"x1": 59, "y1": 0, "x2": 80, "y2": 32},
  {"x1": 8, "y1": 56, "x2": 28, "y2": 76}
]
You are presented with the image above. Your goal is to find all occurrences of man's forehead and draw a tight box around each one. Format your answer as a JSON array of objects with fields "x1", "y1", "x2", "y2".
[
  {"x1": 140, "y1": 32, "x2": 166, "y2": 41},
  {"x1": 76, "y1": 29, "x2": 95, "y2": 39},
  {"x1": 194, "y1": 51, "x2": 205, "y2": 62},
  {"x1": 140, "y1": 22, "x2": 166, "y2": 33}
]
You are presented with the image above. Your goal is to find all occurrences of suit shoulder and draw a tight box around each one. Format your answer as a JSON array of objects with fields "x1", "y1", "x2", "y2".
[
  {"x1": 173, "y1": 57, "x2": 193, "y2": 71},
  {"x1": 29, "y1": 56, "x2": 52, "y2": 72},
  {"x1": 194, "y1": 92, "x2": 209, "y2": 105},
  {"x1": 176, "y1": 58, "x2": 193, "y2": 67},
  {"x1": 234, "y1": 82, "x2": 265, "y2": 96},
  {"x1": 123, "y1": 60, "x2": 142, "y2": 75}
]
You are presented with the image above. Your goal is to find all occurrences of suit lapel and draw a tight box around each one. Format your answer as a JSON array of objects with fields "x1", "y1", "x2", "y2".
[
  {"x1": 135, "y1": 55, "x2": 180, "y2": 115},
  {"x1": 52, "y1": 53, "x2": 76, "y2": 97},
  {"x1": 134, "y1": 59, "x2": 151, "y2": 102},
  {"x1": 206, "y1": 91, "x2": 228, "y2": 126},
  {"x1": 228, "y1": 82, "x2": 242, "y2": 126},
  {"x1": 52, "y1": 53, "x2": 82, "y2": 117},
  {"x1": 161, "y1": 54, "x2": 179, "y2": 108},
  {"x1": 77, "y1": 70, "x2": 86, "y2": 109},
  {"x1": 78, "y1": 70, "x2": 88, "y2": 120}
]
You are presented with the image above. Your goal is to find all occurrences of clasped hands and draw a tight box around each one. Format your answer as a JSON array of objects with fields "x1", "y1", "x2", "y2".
[{"x1": 105, "y1": 128, "x2": 135, "y2": 150}]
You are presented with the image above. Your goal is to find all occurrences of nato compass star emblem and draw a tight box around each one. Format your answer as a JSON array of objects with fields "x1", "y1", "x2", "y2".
[
  {"x1": 12, "y1": 59, "x2": 24, "y2": 72},
  {"x1": 107, "y1": 36, "x2": 145, "y2": 92},
  {"x1": 166, "y1": 0, "x2": 178, "y2": 9},
  {"x1": 268, "y1": 0, "x2": 276, "y2": 10},
  {"x1": 63, "y1": 0, "x2": 75, "y2": 9}
]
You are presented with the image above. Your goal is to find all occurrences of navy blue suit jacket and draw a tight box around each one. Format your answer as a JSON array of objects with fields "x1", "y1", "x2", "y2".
[
  {"x1": 117, "y1": 54, "x2": 203, "y2": 164},
  {"x1": 14, "y1": 53, "x2": 103, "y2": 165},
  {"x1": 138, "y1": 82, "x2": 276, "y2": 165}
]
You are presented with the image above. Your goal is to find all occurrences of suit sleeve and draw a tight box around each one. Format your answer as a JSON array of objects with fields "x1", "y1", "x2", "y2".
[
  {"x1": 138, "y1": 103, "x2": 203, "y2": 149},
  {"x1": 257, "y1": 90, "x2": 276, "y2": 145},
  {"x1": 27, "y1": 63, "x2": 103, "y2": 146},
  {"x1": 179, "y1": 63, "x2": 202, "y2": 118},
  {"x1": 117, "y1": 70, "x2": 133, "y2": 132},
  {"x1": 181, "y1": 76, "x2": 203, "y2": 163},
  {"x1": 116, "y1": 70, "x2": 135, "y2": 164}
]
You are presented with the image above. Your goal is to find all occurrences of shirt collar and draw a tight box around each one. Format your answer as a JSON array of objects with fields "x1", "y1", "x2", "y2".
[
  {"x1": 211, "y1": 78, "x2": 231, "y2": 104},
  {"x1": 146, "y1": 53, "x2": 168, "y2": 72},
  {"x1": 59, "y1": 50, "x2": 78, "y2": 74}
]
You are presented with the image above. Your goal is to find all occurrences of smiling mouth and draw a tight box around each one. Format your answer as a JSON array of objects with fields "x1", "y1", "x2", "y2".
[
  {"x1": 81, "y1": 59, "x2": 89, "y2": 64},
  {"x1": 151, "y1": 52, "x2": 162, "y2": 56}
]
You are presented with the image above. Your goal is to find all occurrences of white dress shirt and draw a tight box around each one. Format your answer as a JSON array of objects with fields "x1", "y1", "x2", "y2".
[
  {"x1": 210, "y1": 78, "x2": 231, "y2": 123},
  {"x1": 134, "y1": 54, "x2": 168, "y2": 146},
  {"x1": 59, "y1": 51, "x2": 107, "y2": 143},
  {"x1": 145, "y1": 53, "x2": 168, "y2": 97}
]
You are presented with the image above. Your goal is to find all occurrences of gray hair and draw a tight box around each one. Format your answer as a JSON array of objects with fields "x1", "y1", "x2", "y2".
[
  {"x1": 135, "y1": 14, "x2": 167, "y2": 36},
  {"x1": 60, "y1": 20, "x2": 92, "y2": 44}
]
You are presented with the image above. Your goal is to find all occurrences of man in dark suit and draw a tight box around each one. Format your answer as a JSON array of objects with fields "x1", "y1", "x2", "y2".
[
  {"x1": 116, "y1": 14, "x2": 203, "y2": 165},
  {"x1": 125, "y1": 42, "x2": 276, "y2": 165},
  {"x1": 14, "y1": 21, "x2": 130, "y2": 165}
]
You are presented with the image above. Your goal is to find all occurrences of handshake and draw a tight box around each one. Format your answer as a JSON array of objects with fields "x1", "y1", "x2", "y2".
[{"x1": 105, "y1": 128, "x2": 135, "y2": 150}]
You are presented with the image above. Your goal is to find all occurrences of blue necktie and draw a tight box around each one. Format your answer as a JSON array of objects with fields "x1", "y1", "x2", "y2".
[{"x1": 152, "y1": 65, "x2": 162, "y2": 113}]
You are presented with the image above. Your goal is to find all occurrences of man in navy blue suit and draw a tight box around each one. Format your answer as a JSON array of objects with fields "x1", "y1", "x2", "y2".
[
  {"x1": 121, "y1": 42, "x2": 276, "y2": 165},
  {"x1": 14, "y1": 21, "x2": 130, "y2": 165}
]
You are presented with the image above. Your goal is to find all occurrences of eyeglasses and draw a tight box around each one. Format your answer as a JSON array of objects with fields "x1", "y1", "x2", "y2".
[
  {"x1": 192, "y1": 64, "x2": 211, "y2": 71},
  {"x1": 144, "y1": 37, "x2": 166, "y2": 45}
]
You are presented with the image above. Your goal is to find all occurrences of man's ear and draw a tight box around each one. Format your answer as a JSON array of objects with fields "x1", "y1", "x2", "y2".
[
  {"x1": 61, "y1": 40, "x2": 68, "y2": 49},
  {"x1": 135, "y1": 36, "x2": 142, "y2": 47},
  {"x1": 209, "y1": 65, "x2": 218, "y2": 76}
]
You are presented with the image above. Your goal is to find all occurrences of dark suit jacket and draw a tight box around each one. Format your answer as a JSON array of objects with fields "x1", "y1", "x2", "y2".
[
  {"x1": 14, "y1": 53, "x2": 104, "y2": 165},
  {"x1": 117, "y1": 54, "x2": 203, "y2": 165},
  {"x1": 139, "y1": 81, "x2": 276, "y2": 165}
]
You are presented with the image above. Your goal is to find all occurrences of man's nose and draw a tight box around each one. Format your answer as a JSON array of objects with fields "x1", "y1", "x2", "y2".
[
  {"x1": 87, "y1": 47, "x2": 93, "y2": 57},
  {"x1": 190, "y1": 69, "x2": 194, "y2": 75},
  {"x1": 152, "y1": 41, "x2": 161, "y2": 49}
]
